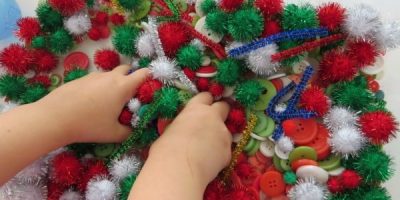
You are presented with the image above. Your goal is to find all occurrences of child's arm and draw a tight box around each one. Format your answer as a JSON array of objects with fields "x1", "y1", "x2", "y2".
[{"x1": 0, "y1": 66, "x2": 149, "y2": 184}]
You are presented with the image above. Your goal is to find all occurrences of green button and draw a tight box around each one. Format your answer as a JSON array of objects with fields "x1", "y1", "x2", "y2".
[
  {"x1": 288, "y1": 146, "x2": 317, "y2": 164},
  {"x1": 173, "y1": 0, "x2": 188, "y2": 12},
  {"x1": 280, "y1": 159, "x2": 291, "y2": 171},
  {"x1": 50, "y1": 74, "x2": 62, "y2": 86},
  {"x1": 244, "y1": 138, "x2": 257, "y2": 152},
  {"x1": 273, "y1": 154, "x2": 284, "y2": 172},
  {"x1": 318, "y1": 155, "x2": 341, "y2": 171},
  {"x1": 131, "y1": 0, "x2": 151, "y2": 21},
  {"x1": 254, "y1": 111, "x2": 268, "y2": 133},
  {"x1": 94, "y1": 143, "x2": 115, "y2": 158},
  {"x1": 252, "y1": 79, "x2": 277, "y2": 111},
  {"x1": 247, "y1": 140, "x2": 261, "y2": 156},
  {"x1": 257, "y1": 117, "x2": 275, "y2": 137}
]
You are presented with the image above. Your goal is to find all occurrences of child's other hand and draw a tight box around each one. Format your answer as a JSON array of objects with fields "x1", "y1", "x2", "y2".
[{"x1": 35, "y1": 66, "x2": 149, "y2": 143}]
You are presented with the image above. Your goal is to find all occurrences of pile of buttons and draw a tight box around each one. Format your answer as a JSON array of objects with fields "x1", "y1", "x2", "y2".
[{"x1": 0, "y1": 0, "x2": 399, "y2": 200}]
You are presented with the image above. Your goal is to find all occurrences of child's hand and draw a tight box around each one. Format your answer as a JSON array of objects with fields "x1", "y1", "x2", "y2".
[{"x1": 36, "y1": 66, "x2": 149, "y2": 143}]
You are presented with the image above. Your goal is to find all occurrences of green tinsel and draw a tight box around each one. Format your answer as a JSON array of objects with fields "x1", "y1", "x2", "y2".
[
  {"x1": 279, "y1": 41, "x2": 305, "y2": 67},
  {"x1": 118, "y1": 0, "x2": 140, "y2": 10},
  {"x1": 112, "y1": 25, "x2": 140, "y2": 56},
  {"x1": 20, "y1": 84, "x2": 49, "y2": 104},
  {"x1": 205, "y1": 9, "x2": 230, "y2": 35},
  {"x1": 138, "y1": 57, "x2": 152, "y2": 68},
  {"x1": 234, "y1": 80, "x2": 263, "y2": 107},
  {"x1": 36, "y1": 3, "x2": 63, "y2": 32},
  {"x1": 49, "y1": 29, "x2": 74, "y2": 54},
  {"x1": 64, "y1": 69, "x2": 89, "y2": 83},
  {"x1": 228, "y1": 8, "x2": 264, "y2": 42},
  {"x1": 283, "y1": 171, "x2": 297, "y2": 185},
  {"x1": 31, "y1": 36, "x2": 47, "y2": 49},
  {"x1": 201, "y1": 0, "x2": 218, "y2": 15},
  {"x1": 155, "y1": 87, "x2": 181, "y2": 119},
  {"x1": 119, "y1": 174, "x2": 138, "y2": 200},
  {"x1": 68, "y1": 143, "x2": 95, "y2": 158},
  {"x1": 176, "y1": 45, "x2": 203, "y2": 70},
  {"x1": 137, "y1": 127, "x2": 159, "y2": 147},
  {"x1": 282, "y1": 4, "x2": 319, "y2": 31},
  {"x1": 0, "y1": 75, "x2": 27, "y2": 101},
  {"x1": 215, "y1": 58, "x2": 241, "y2": 86}
]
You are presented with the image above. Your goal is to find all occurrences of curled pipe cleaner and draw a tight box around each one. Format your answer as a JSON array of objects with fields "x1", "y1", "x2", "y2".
[
  {"x1": 228, "y1": 28, "x2": 329, "y2": 57},
  {"x1": 266, "y1": 66, "x2": 316, "y2": 140}
]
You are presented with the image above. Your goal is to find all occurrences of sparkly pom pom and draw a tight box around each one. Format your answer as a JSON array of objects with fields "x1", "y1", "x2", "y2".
[
  {"x1": 282, "y1": 4, "x2": 319, "y2": 31},
  {"x1": 16, "y1": 17, "x2": 41, "y2": 43},
  {"x1": 228, "y1": 8, "x2": 264, "y2": 42},
  {"x1": 318, "y1": 50, "x2": 356, "y2": 85},
  {"x1": 177, "y1": 45, "x2": 203, "y2": 70},
  {"x1": 20, "y1": 84, "x2": 49, "y2": 104},
  {"x1": 276, "y1": 136, "x2": 294, "y2": 153},
  {"x1": 15, "y1": 158, "x2": 48, "y2": 182},
  {"x1": 93, "y1": 11, "x2": 109, "y2": 26},
  {"x1": 288, "y1": 178, "x2": 328, "y2": 200},
  {"x1": 94, "y1": 49, "x2": 120, "y2": 71},
  {"x1": 254, "y1": 0, "x2": 283, "y2": 17},
  {"x1": 88, "y1": 27, "x2": 102, "y2": 41},
  {"x1": 149, "y1": 57, "x2": 177, "y2": 83},
  {"x1": 31, "y1": 49, "x2": 58, "y2": 72},
  {"x1": 200, "y1": 0, "x2": 218, "y2": 15},
  {"x1": 246, "y1": 43, "x2": 279, "y2": 76},
  {"x1": 49, "y1": 29, "x2": 74, "y2": 54},
  {"x1": 327, "y1": 176, "x2": 343, "y2": 193},
  {"x1": 86, "y1": 177, "x2": 117, "y2": 200},
  {"x1": 10, "y1": 181, "x2": 48, "y2": 200},
  {"x1": 112, "y1": 25, "x2": 140, "y2": 56},
  {"x1": 0, "y1": 44, "x2": 32, "y2": 75},
  {"x1": 158, "y1": 22, "x2": 191, "y2": 56},
  {"x1": 197, "y1": 77, "x2": 210, "y2": 91},
  {"x1": 48, "y1": 0, "x2": 85, "y2": 16},
  {"x1": 110, "y1": 155, "x2": 142, "y2": 182},
  {"x1": 60, "y1": 190, "x2": 83, "y2": 200},
  {"x1": 135, "y1": 32, "x2": 155, "y2": 57},
  {"x1": 317, "y1": 3, "x2": 345, "y2": 31},
  {"x1": 47, "y1": 181, "x2": 66, "y2": 200},
  {"x1": 329, "y1": 127, "x2": 366, "y2": 157},
  {"x1": 215, "y1": 58, "x2": 241, "y2": 86},
  {"x1": 128, "y1": 98, "x2": 141, "y2": 113},
  {"x1": 343, "y1": 4, "x2": 382, "y2": 39},
  {"x1": 111, "y1": 13, "x2": 125, "y2": 26},
  {"x1": 299, "y1": 86, "x2": 330, "y2": 117},
  {"x1": 377, "y1": 21, "x2": 400, "y2": 50},
  {"x1": 358, "y1": 111, "x2": 398, "y2": 144},
  {"x1": 209, "y1": 82, "x2": 224, "y2": 98},
  {"x1": 234, "y1": 80, "x2": 263, "y2": 107},
  {"x1": 262, "y1": 19, "x2": 282, "y2": 37},
  {"x1": 205, "y1": 10, "x2": 229, "y2": 35},
  {"x1": 341, "y1": 169, "x2": 362, "y2": 189},
  {"x1": 155, "y1": 87, "x2": 181, "y2": 119},
  {"x1": 119, "y1": 174, "x2": 137, "y2": 200},
  {"x1": 64, "y1": 68, "x2": 88, "y2": 83},
  {"x1": 64, "y1": 13, "x2": 92, "y2": 36},
  {"x1": 29, "y1": 75, "x2": 52, "y2": 88},
  {"x1": 284, "y1": 171, "x2": 297, "y2": 185},
  {"x1": 362, "y1": 187, "x2": 391, "y2": 200},
  {"x1": 118, "y1": 0, "x2": 140, "y2": 10},
  {"x1": 0, "y1": 75, "x2": 27, "y2": 101},
  {"x1": 137, "y1": 79, "x2": 163, "y2": 103},
  {"x1": 31, "y1": 36, "x2": 47, "y2": 49},
  {"x1": 219, "y1": 0, "x2": 243, "y2": 11},
  {"x1": 52, "y1": 151, "x2": 82, "y2": 186},
  {"x1": 119, "y1": 108, "x2": 133, "y2": 126},
  {"x1": 78, "y1": 160, "x2": 109, "y2": 191},
  {"x1": 36, "y1": 3, "x2": 63, "y2": 31},
  {"x1": 347, "y1": 40, "x2": 378, "y2": 68}
]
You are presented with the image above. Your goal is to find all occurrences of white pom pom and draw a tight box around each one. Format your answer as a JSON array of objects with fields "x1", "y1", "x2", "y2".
[
  {"x1": 1, "y1": 102, "x2": 18, "y2": 113},
  {"x1": 377, "y1": 21, "x2": 400, "y2": 50},
  {"x1": 64, "y1": 13, "x2": 91, "y2": 36},
  {"x1": 288, "y1": 178, "x2": 328, "y2": 200},
  {"x1": 131, "y1": 115, "x2": 140, "y2": 127},
  {"x1": 128, "y1": 98, "x2": 141, "y2": 113},
  {"x1": 60, "y1": 190, "x2": 83, "y2": 200},
  {"x1": 329, "y1": 127, "x2": 366, "y2": 157},
  {"x1": 86, "y1": 177, "x2": 117, "y2": 200},
  {"x1": 225, "y1": 41, "x2": 246, "y2": 59},
  {"x1": 135, "y1": 33, "x2": 155, "y2": 57},
  {"x1": 110, "y1": 155, "x2": 142, "y2": 182},
  {"x1": 323, "y1": 107, "x2": 358, "y2": 131},
  {"x1": 277, "y1": 136, "x2": 294, "y2": 153},
  {"x1": 343, "y1": 4, "x2": 382, "y2": 39},
  {"x1": 15, "y1": 158, "x2": 48, "y2": 182},
  {"x1": 186, "y1": 0, "x2": 197, "y2": 5},
  {"x1": 13, "y1": 182, "x2": 47, "y2": 200},
  {"x1": 150, "y1": 57, "x2": 177, "y2": 83},
  {"x1": 246, "y1": 44, "x2": 280, "y2": 76},
  {"x1": 190, "y1": 39, "x2": 205, "y2": 52}
]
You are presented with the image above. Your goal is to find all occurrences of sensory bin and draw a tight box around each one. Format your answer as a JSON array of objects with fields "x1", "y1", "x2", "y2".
[{"x1": 0, "y1": 0, "x2": 399, "y2": 199}]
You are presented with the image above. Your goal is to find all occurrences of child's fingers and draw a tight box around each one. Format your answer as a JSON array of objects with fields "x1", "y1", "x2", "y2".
[
  {"x1": 211, "y1": 101, "x2": 230, "y2": 120},
  {"x1": 126, "y1": 68, "x2": 150, "y2": 94},
  {"x1": 112, "y1": 65, "x2": 132, "y2": 74},
  {"x1": 113, "y1": 123, "x2": 132, "y2": 142},
  {"x1": 187, "y1": 92, "x2": 213, "y2": 106}
]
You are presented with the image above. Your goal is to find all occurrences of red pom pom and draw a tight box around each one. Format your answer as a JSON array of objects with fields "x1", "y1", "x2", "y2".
[
  {"x1": 93, "y1": 11, "x2": 109, "y2": 26},
  {"x1": 358, "y1": 111, "x2": 398, "y2": 144},
  {"x1": 318, "y1": 51, "x2": 357, "y2": 85},
  {"x1": 0, "y1": 44, "x2": 32, "y2": 75},
  {"x1": 78, "y1": 160, "x2": 109, "y2": 191},
  {"x1": 158, "y1": 22, "x2": 191, "y2": 56},
  {"x1": 341, "y1": 170, "x2": 362, "y2": 189},
  {"x1": 94, "y1": 49, "x2": 120, "y2": 71},
  {"x1": 368, "y1": 80, "x2": 380, "y2": 93},
  {"x1": 88, "y1": 27, "x2": 102, "y2": 41},
  {"x1": 16, "y1": 17, "x2": 41, "y2": 43},
  {"x1": 262, "y1": 19, "x2": 281, "y2": 37},
  {"x1": 197, "y1": 77, "x2": 210, "y2": 91},
  {"x1": 347, "y1": 40, "x2": 378, "y2": 68},
  {"x1": 137, "y1": 79, "x2": 163, "y2": 103},
  {"x1": 299, "y1": 86, "x2": 330, "y2": 117},
  {"x1": 47, "y1": 181, "x2": 66, "y2": 200},
  {"x1": 119, "y1": 108, "x2": 133, "y2": 126},
  {"x1": 327, "y1": 176, "x2": 344, "y2": 193},
  {"x1": 317, "y1": 3, "x2": 345, "y2": 31},
  {"x1": 31, "y1": 49, "x2": 58, "y2": 72},
  {"x1": 29, "y1": 75, "x2": 52, "y2": 88},
  {"x1": 110, "y1": 13, "x2": 125, "y2": 26},
  {"x1": 182, "y1": 67, "x2": 196, "y2": 80},
  {"x1": 209, "y1": 82, "x2": 224, "y2": 97},
  {"x1": 224, "y1": 184, "x2": 258, "y2": 200},
  {"x1": 235, "y1": 162, "x2": 254, "y2": 178},
  {"x1": 219, "y1": 0, "x2": 243, "y2": 12},
  {"x1": 204, "y1": 180, "x2": 225, "y2": 200},
  {"x1": 52, "y1": 152, "x2": 82, "y2": 186},
  {"x1": 254, "y1": 0, "x2": 283, "y2": 17},
  {"x1": 226, "y1": 107, "x2": 246, "y2": 133},
  {"x1": 48, "y1": 0, "x2": 85, "y2": 16}
]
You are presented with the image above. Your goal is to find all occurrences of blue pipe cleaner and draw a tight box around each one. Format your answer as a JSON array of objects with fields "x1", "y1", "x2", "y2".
[
  {"x1": 228, "y1": 27, "x2": 329, "y2": 57},
  {"x1": 266, "y1": 66, "x2": 317, "y2": 140}
]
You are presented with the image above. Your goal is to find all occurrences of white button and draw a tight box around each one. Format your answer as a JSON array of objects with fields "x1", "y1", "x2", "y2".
[
  {"x1": 195, "y1": 0, "x2": 206, "y2": 17},
  {"x1": 173, "y1": 80, "x2": 190, "y2": 90},
  {"x1": 24, "y1": 70, "x2": 36, "y2": 79},
  {"x1": 232, "y1": 133, "x2": 242, "y2": 143},
  {"x1": 292, "y1": 60, "x2": 310, "y2": 74},
  {"x1": 195, "y1": 16, "x2": 223, "y2": 43},
  {"x1": 267, "y1": 73, "x2": 286, "y2": 80},
  {"x1": 259, "y1": 140, "x2": 275, "y2": 157},
  {"x1": 196, "y1": 71, "x2": 217, "y2": 78},
  {"x1": 361, "y1": 56, "x2": 384, "y2": 75},
  {"x1": 251, "y1": 132, "x2": 267, "y2": 141},
  {"x1": 328, "y1": 167, "x2": 345, "y2": 176},
  {"x1": 274, "y1": 144, "x2": 290, "y2": 160},
  {"x1": 296, "y1": 165, "x2": 329, "y2": 184},
  {"x1": 201, "y1": 56, "x2": 211, "y2": 66}
]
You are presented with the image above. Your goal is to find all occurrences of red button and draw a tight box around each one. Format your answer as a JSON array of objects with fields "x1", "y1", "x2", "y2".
[
  {"x1": 157, "y1": 118, "x2": 172, "y2": 135},
  {"x1": 63, "y1": 52, "x2": 89, "y2": 73},
  {"x1": 260, "y1": 171, "x2": 286, "y2": 197},
  {"x1": 304, "y1": 124, "x2": 331, "y2": 160},
  {"x1": 282, "y1": 118, "x2": 318, "y2": 145},
  {"x1": 270, "y1": 78, "x2": 283, "y2": 91},
  {"x1": 197, "y1": 65, "x2": 216, "y2": 73},
  {"x1": 291, "y1": 159, "x2": 318, "y2": 171}
]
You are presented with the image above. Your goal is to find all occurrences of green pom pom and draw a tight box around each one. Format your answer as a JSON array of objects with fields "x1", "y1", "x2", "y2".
[
  {"x1": 112, "y1": 25, "x2": 140, "y2": 56},
  {"x1": 215, "y1": 58, "x2": 241, "y2": 86},
  {"x1": 283, "y1": 171, "x2": 297, "y2": 185},
  {"x1": 119, "y1": 174, "x2": 138, "y2": 200},
  {"x1": 201, "y1": 0, "x2": 217, "y2": 15},
  {"x1": 176, "y1": 45, "x2": 203, "y2": 70},
  {"x1": 138, "y1": 57, "x2": 152, "y2": 68},
  {"x1": 68, "y1": 143, "x2": 95, "y2": 158},
  {"x1": 20, "y1": 84, "x2": 49, "y2": 104},
  {"x1": 118, "y1": 0, "x2": 140, "y2": 10},
  {"x1": 354, "y1": 145, "x2": 393, "y2": 183},
  {"x1": 228, "y1": 8, "x2": 264, "y2": 42},
  {"x1": 64, "y1": 69, "x2": 89, "y2": 83},
  {"x1": 155, "y1": 87, "x2": 181, "y2": 119},
  {"x1": 138, "y1": 127, "x2": 159, "y2": 147},
  {"x1": 205, "y1": 10, "x2": 230, "y2": 35},
  {"x1": 361, "y1": 187, "x2": 391, "y2": 200},
  {"x1": 234, "y1": 80, "x2": 263, "y2": 106},
  {"x1": 279, "y1": 41, "x2": 305, "y2": 67},
  {"x1": 36, "y1": 3, "x2": 63, "y2": 32},
  {"x1": 0, "y1": 75, "x2": 27, "y2": 101},
  {"x1": 86, "y1": 0, "x2": 95, "y2": 8},
  {"x1": 49, "y1": 29, "x2": 74, "y2": 54},
  {"x1": 31, "y1": 36, "x2": 47, "y2": 49},
  {"x1": 282, "y1": 4, "x2": 319, "y2": 31}
]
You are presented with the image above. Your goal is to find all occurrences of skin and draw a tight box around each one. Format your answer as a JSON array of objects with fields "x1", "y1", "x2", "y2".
[{"x1": 0, "y1": 65, "x2": 231, "y2": 200}]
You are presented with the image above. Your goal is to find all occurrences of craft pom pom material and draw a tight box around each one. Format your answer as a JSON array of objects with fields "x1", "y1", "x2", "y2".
[{"x1": 0, "y1": 0, "x2": 399, "y2": 200}]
